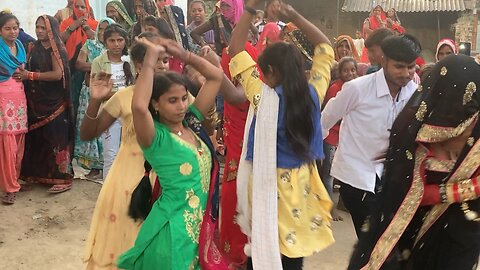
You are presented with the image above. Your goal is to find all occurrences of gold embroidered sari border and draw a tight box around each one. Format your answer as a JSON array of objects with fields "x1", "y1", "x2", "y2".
[
  {"x1": 362, "y1": 147, "x2": 427, "y2": 270},
  {"x1": 416, "y1": 112, "x2": 479, "y2": 143},
  {"x1": 415, "y1": 138, "x2": 480, "y2": 243}
]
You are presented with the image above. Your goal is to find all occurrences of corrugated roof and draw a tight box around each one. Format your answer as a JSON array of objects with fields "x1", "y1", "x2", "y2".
[{"x1": 342, "y1": 0, "x2": 467, "y2": 12}]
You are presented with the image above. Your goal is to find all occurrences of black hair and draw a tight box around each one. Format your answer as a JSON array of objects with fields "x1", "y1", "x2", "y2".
[
  {"x1": 0, "y1": 11, "x2": 19, "y2": 29},
  {"x1": 189, "y1": 0, "x2": 206, "y2": 10},
  {"x1": 337, "y1": 56, "x2": 358, "y2": 74},
  {"x1": 364, "y1": 28, "x2": 394, "y2": 48},
  {"x1": 149, "y1": 71, "x2": 190, "y2": 118},
  {"x1": 381, "y1": 34, "x2": 421, "y2": 63},
  {"x1": 103, "y1": 23, "x2": 134, "y2": 86},
  {"x1": 258, "y1": 42, "x2": 314, "y2": 160},
  {"x1": 129, "y1": 31, "x2": 161, "y2": 66},
  {"x1": 144, "y1": 15, "x2": 175, "y2": 40},
  {"x1": 128, "y1": 161, "x2": 153, "y2": 221}
]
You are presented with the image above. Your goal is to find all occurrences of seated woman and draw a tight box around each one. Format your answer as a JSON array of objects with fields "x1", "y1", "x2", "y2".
[{"x1": 348, "y1": 55, "x2": 480, "y2": 270}]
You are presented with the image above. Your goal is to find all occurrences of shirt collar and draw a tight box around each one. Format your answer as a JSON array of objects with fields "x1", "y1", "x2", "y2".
[{"x1": 375, "y1": 68, "x2": 417, "y2": 101}]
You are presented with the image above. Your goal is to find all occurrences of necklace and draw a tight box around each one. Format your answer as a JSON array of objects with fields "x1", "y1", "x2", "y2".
[{"x1": 176, "y1": 130, "x2": 183, "y2": 136}]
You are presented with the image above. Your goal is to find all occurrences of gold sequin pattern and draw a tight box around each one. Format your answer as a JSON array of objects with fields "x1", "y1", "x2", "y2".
[
  {"x1": 415, "y1": 101, "x2": 427, "y2": 121},
  {"x1": 440, "y1": 66, "x2": 448, "y2": 76},
  {"x1": 463, "y1": 82, "x2": 476, "y2": 105},
  {"x1": 416, "y1": 138, "x2": 480, "y2": 243},
  {"x1": 362, "y1": 147, "x2": 426, "y2": 270},
  {"x1": 416, "y1": 112, "x2": 479, "y2": 143},
  {"x1": 417, "y1": 85, "x2": 423, "y2": 92},
  {"x1": 406, "y1": 150, "x2": 413, "y2": 160},
  {"x1": 424, "y1": 158, "x2": 455, "y2": 173}
]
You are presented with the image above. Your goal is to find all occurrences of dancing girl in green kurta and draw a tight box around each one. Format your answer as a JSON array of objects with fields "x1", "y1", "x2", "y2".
[{"x1": 116, "y1": 37, "x2": 224, "y2": 269}]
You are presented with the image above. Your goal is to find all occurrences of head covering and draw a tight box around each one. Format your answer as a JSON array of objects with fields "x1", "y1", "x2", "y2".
[
  {"x1": 59, "y1": 0, "x2": 98, "y2": 60},
  {"x1": 334, "y1": 35, "x2": 360, "y2": 61},
  {"x1": 435, "y1": 38, "x2": 457, "y2": 62},
  {"x1": 106, "y1": 1, "x2": 135, "y2": 27},
  {"x1": 363, "y1": 5, "x2": 387, "y2": 38},
  {"x1": 220, "y1": 0, "x2": 244, "y2": 26},
  {"x1": 85, "y1": 17, "x2": 115, "y2": 61},
  {"x1": 387, "y1": 8, "x2": 401, "y2": 24},
  {"x1": 286, "y1": 29, "x2": 314, "y2": 65},
  {"x1": 156, "y1": 0, "x2": 174, "y2": 8},
  {"x1": 255, "y1": 22, "x2": 281, "y2": 54},
  {"x1": 349, "y1": 54, "x2": 480, "y2": 269}
]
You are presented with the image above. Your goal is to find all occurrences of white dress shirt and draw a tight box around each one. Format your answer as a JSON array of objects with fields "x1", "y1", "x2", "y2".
[{"x1": 321, "y1": 69, "x2": 417, "y2": 193}]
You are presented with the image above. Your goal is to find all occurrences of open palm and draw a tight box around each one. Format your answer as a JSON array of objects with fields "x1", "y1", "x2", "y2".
[{"x1": 90, "y1": 72, "x2": 113, "y2": 100}]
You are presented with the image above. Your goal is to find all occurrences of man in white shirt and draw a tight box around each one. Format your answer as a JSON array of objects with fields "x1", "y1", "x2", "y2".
[{"x1": 321, "y1": 34, "x2": 422, "y2": 238}]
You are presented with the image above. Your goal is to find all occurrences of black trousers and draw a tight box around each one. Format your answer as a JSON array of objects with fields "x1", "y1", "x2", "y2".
[
  {"x1": 246, "y1": 256, "x2": 304, "y2": 270},
  {"x1": 339, "y1": 181, "x2": 378, "y2": 238}
]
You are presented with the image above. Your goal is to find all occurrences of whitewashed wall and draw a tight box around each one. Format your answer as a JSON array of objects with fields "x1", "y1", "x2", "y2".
[{"x1": 0, "y1": 0, "x2": 189, "y2": 39}]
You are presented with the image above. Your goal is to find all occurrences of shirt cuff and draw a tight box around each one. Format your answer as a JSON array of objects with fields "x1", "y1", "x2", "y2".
[{"x1": 229, "y1": 51, "x2": 257, "y2": 79}]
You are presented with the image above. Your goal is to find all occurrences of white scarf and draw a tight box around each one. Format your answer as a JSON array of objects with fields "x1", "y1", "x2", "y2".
[{"x1": 236, "y1": 84, "x2": 283, "y2": 270}]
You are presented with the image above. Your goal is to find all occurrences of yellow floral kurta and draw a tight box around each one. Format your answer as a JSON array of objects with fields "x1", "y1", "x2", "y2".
[
  {"x1": 83, "y1": 86, "x2": 153, "y2": 269},
  {"x1": 230, "y1": 44, "x2": 336, "y2": 257}
]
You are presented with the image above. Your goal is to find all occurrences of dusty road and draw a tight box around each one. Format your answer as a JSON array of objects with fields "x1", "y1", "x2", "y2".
[{"x1": 0, "y1": 166, "x2": 357, "y2": 270}]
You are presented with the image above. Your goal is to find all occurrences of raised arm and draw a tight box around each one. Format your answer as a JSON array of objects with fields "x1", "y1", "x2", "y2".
[
  {"x1": 158, "y1": 39, "x2": 223, "y2": 117},
  {"x1": 190, "y1": 20, "x2": 214, "y2": 47},
  {"x1": 75, "y1": 47, "x2": 92, "y2": 72},
  {"x1": 279, "y1": 4, "x2": 330, "y2": 46},
  {"x1": 131, "y1": 38, "x2": 166, "y2": 148},
  {"x1": 80, "y1": 72, "x2": 117, "y2": 140},
  {"x1": 228, "y1": 0, "x2": 261, "y2": 57}
]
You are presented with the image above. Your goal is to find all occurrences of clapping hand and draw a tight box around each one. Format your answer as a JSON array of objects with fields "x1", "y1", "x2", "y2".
[{"x1": 89, "y1": 72, "x2": 113, "y2": 101}]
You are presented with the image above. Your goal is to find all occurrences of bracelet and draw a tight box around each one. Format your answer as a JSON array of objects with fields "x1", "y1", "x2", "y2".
[
  {"x1": 27, "y1": 72, "x2": 40, "y2": 81},
  {"x1": 245, "y1": 6, "x2": 256, "y2": 15},
  {"x1": 84, "y1": 111, "x2": 99, "y2": 120},
  {"x1": 439, "y1": 184, "x2": 448, "y2": 203}
]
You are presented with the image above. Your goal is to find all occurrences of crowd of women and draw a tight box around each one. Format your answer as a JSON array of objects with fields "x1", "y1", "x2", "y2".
[{"x1": 0, "y1": 0, "x2": 478, "y2": 269}]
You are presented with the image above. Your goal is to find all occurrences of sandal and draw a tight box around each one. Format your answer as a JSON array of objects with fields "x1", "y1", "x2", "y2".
[
  {"x1": 47, "y1": 183, "x2": 73, "y2": 194},
  {"x1": 2, "y1": 192, "x2": 16, "y2": 205}
]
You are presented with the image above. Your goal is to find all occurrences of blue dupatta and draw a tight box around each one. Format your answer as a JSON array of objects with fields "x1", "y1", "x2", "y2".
[{"x1": 0, "y1": 38, "x2": 26, "y2": 82}]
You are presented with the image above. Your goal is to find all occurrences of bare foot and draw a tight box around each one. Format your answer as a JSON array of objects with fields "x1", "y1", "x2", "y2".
[{"x1": 332, "y1": 208, "x2": 343, "y2": 221}]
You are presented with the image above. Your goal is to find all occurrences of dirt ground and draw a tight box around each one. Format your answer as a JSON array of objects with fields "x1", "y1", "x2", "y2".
[{"x1": 0, "y1": 165, "x2": 357, "y2": 270}]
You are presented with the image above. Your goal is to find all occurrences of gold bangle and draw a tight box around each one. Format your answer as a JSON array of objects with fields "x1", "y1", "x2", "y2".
[{"x1": 84, "y1": 111, "x2": 99, "y2": 120}]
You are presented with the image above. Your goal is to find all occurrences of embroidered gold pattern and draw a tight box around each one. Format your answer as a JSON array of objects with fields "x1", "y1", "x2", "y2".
[
  {"x1": 224, "y1": 241, "x2": 231, "y2": 253},
  {"x1": 424, "y1": 158, "x2": 455, "y2": 173},
  {"x1": 280, "y1": 171, "x2": 291, "y2": 183},
  {"x1": 184, "y1": 190, "x2": 205, "y2": 244},
  {"x1": 253, "y1": 94, "x2": 261, "y2": 112},
  {"x1": 286, "y1": 231, "x2": 297, "y2": 245},
  {"x1": 180, "y1": 163, "x2": 193, "y2": 176},
  {"x1": 310, "y1": 215, "x2": 324, "y2": 231},
  {"x1": 463, "y1": 82, "x2": 476, "y2": 105},
  {"x1": 406, "y1": 150, "x2": 413, "y2": 160},
  {"x1": 440, "y1": 66, "x2": 448, "y2": 76},
  {"x1": 416, "y1": 112, "x2": 479, "y2": 143},
  {"x1": 292, "y1": 208, "x2": 302, "y2": 218},
  {"x1": 415, "y1": 139, "x2": 480, "y2": 244},
  {"x1": 467, "y1": 137, "x2": 475, "y2": 147},
  {"x1": 415, "y1": 101, "x2": 427, "y2": 121},
  {"x1": 362, "y1": 147, "x2": 426, "y2": 270}
]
